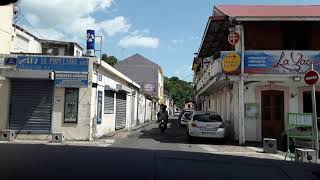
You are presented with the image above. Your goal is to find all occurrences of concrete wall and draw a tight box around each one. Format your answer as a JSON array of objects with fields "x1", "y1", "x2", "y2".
[
  {"x1": 91, "y1": 63, "x2": 139, "y2": 138},
  {"x1": 52, "y1": 87, "x2": 91, "y2": 140},
  {"x1": 0, "y1": 5, "x2": 13, "y2": 54},
  {"x1": 74, "y1": 45, "x2": 83, "y2": 57},
  {"x1": 11, "y1": 26, "x2": 42, "y2": 53},
  {"x1": 138, "y1": 93, "x2": 146, "y2": 124},
  {"x1": 0, "y1": 79, "x2": 10, "y2": 130}
]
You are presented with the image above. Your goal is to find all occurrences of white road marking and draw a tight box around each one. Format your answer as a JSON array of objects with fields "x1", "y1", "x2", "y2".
[{"x1": 199, "y1": 145, "x2": 218, "y2": 152}]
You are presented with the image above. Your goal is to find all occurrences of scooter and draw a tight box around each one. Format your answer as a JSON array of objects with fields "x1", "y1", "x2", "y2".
[{"x1": 159, "y1": 119, "x2": 167, "y2": 133}]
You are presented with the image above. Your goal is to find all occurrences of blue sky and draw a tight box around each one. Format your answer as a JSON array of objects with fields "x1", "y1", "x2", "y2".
[{"x1": 19, "y1": 0, "x2": 316, "y2": 81}]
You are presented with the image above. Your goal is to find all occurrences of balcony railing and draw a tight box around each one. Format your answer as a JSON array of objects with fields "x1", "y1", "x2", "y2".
[{"x1": 196, "y1": 58, "x2": 222, "y2": 91}]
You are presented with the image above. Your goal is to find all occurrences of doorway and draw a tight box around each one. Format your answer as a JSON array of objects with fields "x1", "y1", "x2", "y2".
[{"x1": 261, "y1": 90, "x2": 284, "y2": 140}]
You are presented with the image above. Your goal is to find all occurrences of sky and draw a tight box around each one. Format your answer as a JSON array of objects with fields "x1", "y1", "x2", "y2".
[{"x1": 18, "y1": 0, "x2": 317, "y2": 81}]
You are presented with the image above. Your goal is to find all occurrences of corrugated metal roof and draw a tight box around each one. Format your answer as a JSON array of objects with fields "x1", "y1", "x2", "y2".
[{"x1": 215, "y1": 5, "x2": 320, "y2": 17}]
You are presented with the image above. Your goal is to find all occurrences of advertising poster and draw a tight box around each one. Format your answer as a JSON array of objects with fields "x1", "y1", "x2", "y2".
[
  {"x1": 64, "y1": 88, "x2": 79, "y2": 123},
  {"x1": 244, "y1": 51, "x2": 320, "y2": 74}
]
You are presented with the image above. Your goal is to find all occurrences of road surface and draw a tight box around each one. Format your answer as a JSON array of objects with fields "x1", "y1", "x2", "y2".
[{"x1": 0, "y1": 117, "x2": 319, "y2": 179}]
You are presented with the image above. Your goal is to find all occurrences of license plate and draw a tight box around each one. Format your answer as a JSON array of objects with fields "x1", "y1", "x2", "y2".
[{"x1": 202, "y1": 132, "x2": 217, "y2": 136}]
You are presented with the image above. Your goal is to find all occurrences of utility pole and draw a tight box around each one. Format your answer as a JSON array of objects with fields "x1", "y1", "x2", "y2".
[{"x1": 311, "y1": 64, "x2": 319, "y2": 161}]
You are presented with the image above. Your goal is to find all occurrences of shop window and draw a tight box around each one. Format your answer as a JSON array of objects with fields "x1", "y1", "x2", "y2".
[
  {"x1": 64, "y1": 88, "x2": 79, "y2": 123},
  {"x1": 104, "y1": 90, "x2": 114, "y2": 114}
]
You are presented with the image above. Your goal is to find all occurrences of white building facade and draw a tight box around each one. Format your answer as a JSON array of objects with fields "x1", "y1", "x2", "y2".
[
  {"x1": 0, "y1": 55, "x2": 143, "y2": 140},
  {"x1": 193, "y1": 5, "x2": 320, "y2": 144}
]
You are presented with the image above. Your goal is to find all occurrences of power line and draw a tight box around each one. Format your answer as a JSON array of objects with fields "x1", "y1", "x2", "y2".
[{"x1": 19, "y1": 11, "x2": 43, "y2": 39}]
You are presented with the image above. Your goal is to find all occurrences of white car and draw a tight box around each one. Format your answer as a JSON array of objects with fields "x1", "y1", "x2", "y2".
[
  {"x1": 180, "y1": 111, "x2": 193, "y2": 126},
  {"x1": 187, "y1": 111, "x2": 225, "y2": 140}
]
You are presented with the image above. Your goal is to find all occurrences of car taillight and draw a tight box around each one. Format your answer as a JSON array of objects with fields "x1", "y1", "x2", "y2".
[
  {"x1": 192, "y1": 123, "x2": 197, "y2": 127},
  {"x1": 219, "y1": 122, "x2": 225, "y2": 128}
]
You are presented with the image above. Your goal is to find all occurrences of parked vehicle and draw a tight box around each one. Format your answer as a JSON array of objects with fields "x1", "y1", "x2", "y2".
[
  {"x1": 187, "y1": 111, "x2": 225, "y2": 141},
  {"x1": 159, "y1": 119, "x2": 167, "y2": 133},
  {"x1": 180, "y1": 110, "x2": 193, "y2": 126}
]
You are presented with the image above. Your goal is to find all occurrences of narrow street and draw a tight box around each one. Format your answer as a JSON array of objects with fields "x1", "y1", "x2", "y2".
[
  {"x1": 110, "y1": 117, "x2": 290, "y2": 160},
  {"x1": 1, "y1": 117, "x2": 318, "y2": 179}
]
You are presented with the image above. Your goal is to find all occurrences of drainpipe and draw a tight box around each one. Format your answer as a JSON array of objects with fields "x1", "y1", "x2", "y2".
[{"x1": 238, "y1": 24, "x2": 245, "y2": 145}]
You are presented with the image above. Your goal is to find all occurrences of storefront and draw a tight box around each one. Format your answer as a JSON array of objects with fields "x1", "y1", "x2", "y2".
[
  {"x1": 0, "y1": 55, "x2": 89, "y2": 138},
  {"x1": 193, "y1": 5, "x2": 320, "y2": 144}
]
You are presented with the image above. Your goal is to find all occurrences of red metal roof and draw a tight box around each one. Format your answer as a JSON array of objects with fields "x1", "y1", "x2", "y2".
[{"x1": 216, "y1": 5, "x2": 320, "y2": 17}]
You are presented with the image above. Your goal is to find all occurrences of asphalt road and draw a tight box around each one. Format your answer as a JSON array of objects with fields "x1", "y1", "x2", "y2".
[{"x1": 0, "y1": 117, "x2": 319, "y2": 180}]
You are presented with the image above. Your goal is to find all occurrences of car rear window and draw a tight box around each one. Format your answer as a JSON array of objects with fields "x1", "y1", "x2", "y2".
[
  {"x1": 193, "y1": 114, "x2": 222, "y2": 122},
  {"x1": 183, "y1": 112, "x2": 192, "y2": 118}
]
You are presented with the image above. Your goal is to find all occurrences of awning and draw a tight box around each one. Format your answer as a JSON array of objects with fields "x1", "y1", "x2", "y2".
[
  {"x1": 196, "y1": 16, "x2": 231, "y2": 59},
  {"x1": 104, "y1": 85, "x2": 119, "y2": 92}
]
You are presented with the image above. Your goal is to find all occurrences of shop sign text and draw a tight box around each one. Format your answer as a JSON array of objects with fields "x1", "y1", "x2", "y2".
[{"x1": 245, "y1": 51, "x2": 320, "y2": 74}]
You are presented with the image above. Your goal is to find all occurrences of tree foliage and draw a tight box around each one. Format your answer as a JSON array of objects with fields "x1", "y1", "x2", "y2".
[
  {"x1": 101, "y1": 54, "x2": 118, "y2": 66},
  {"x1": 164, "y1": 76, "x2": 193, "y2": 108}
]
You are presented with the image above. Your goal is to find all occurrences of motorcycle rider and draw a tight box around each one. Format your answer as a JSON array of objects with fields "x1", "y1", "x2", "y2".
[{"x1": 157, "y1": 104, "x2": 169, "y2": 123}]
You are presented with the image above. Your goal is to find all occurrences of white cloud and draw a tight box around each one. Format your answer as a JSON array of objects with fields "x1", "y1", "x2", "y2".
[
  {"x1": 19, "y1": 0, "x2": 130, "y2": 42},
  {"x1": 99, "y1": 16, "x2": 130, "y2": 36},
  {"x1": 118, "y1": 35, "x2": 159, "y2": 48}
]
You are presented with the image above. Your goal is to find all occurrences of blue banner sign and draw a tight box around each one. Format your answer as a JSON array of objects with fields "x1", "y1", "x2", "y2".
[
  {"x1": 244, "y1": 51, "x2": 320, "y2": 74},
  {"x1": 16, "y1": 56, "x2": 89, "y2": 72},
  {"x1": 87, "y1": 29, "x2": 95, "y2": 57},
  {"x1": 5, "y1": 57, "x2": 17, "y2": 65},
  {"x1": 55, "y1": 73, "x2": 88, "y2": 87}
]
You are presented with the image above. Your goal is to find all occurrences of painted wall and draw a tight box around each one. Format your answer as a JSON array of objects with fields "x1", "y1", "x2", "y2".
[
  {"x1": 11, "y1": 26, "x2": 42, "y2": 54},
  {"x1": 91, "y1": 63, "x2": 139, "y2": 138},
  {"x1": 0, "y1": 5, "x2": 13, "y2": 54},
  {"x1": 137, "y1": 93, "x2": 146, "y2": 124},
  {"x1": 74, "y1": 45, "x2": 83, "y2": 57},
  {"x1": 0, "y1": 79, "x2": 10, "y2": 130},
  {"x1": 51, "y1": 87, "x2": 91, "y2": 140}
]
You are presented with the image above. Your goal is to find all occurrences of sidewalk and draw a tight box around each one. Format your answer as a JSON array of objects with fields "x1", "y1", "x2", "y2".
[{"x1": 100, "y1": 120, "x2": 155, "y2": 139}]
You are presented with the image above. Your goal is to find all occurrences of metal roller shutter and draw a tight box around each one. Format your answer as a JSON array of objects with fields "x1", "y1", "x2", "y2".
[
  {"x1": 9, "y1": 79, "x2": 53, "y2": 134},
  {"x1": 104, "y1": 90, "x2": 114, "y2": 114},
  {"x1": 115, "y1": 92, "x2": 126, "y2": 130}
]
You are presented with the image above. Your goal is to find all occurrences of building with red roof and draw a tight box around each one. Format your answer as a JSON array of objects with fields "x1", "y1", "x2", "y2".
[{"x1": 193, "y1": 5, "x2": 320, "y2": 146}]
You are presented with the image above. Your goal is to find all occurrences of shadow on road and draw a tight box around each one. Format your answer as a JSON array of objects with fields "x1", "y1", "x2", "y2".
[
  {"x1": 137, "y1": 118, "x2": 236, "y2": 145},
  {"x1": 0, "y1": 143, "x2": 319, "y2": 180}
]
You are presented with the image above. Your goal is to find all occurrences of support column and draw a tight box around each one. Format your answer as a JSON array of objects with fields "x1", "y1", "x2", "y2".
[{"x1": 238, "y1": 24, "x2": 245, "y2": 145}]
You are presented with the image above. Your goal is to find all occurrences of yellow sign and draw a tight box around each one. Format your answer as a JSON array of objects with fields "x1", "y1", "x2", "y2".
[{"x1": 222, "y1": 52, "x2": 241, "y2": 73}]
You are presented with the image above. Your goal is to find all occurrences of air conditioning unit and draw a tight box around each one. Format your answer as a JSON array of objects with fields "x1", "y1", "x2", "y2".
[
  {"x1": 52, "y1": 132, "x2": 65, "y2": 143},
  {"x1": 295, "y1": 148, "x2": 316, "y2": 163},
  {"x1": 0, "y1": 130, "x2": 15, "y2": 141},
  {"x1": 263, "y1": 138, "x2": 277, "y2": 154}
]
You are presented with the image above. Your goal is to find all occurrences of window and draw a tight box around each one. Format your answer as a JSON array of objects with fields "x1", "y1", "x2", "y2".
[
  {"x1": 64, "y1": 88, "x2": 79, "y2": 123},
  {"x1": 15, "y1": 34, "x2": 29, "y2": 51},
  {"x1": 104, "y1": 90, "x2": 114, "y2": 114},
  {"x1": 97, "y1": 91, "x2": 103, "y2": 124},
  {"x1": 193, "y1": 113, "x2": 222, "y2": 122},
  {"x1": 188, "y1": 104, "x2": 191, "y2": 108}
]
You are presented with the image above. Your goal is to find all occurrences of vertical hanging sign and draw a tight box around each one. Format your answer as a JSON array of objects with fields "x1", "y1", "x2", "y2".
[
  {"x1": 87, "y1": 30, "x2": 95, "y2": 57},
  {"x1": 97, "y1": 91, "x2": 103, "y2": 124}
]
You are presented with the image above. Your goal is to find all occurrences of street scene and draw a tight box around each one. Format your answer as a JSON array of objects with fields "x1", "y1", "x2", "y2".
[{"x1": 1, "y1": 0, "x2": 320, "y2": 179}]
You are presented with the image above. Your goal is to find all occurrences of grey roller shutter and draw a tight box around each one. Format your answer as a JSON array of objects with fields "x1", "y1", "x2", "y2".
[
  {"x1": 9, "y1": 79, "x2": 53, "y2": 134},
  {"x1": 115, "y1": 92, "x2": 126, "y2": 130},
  {"x1": 104, "y1": 90, "x2": 114, "y2": 114}
]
